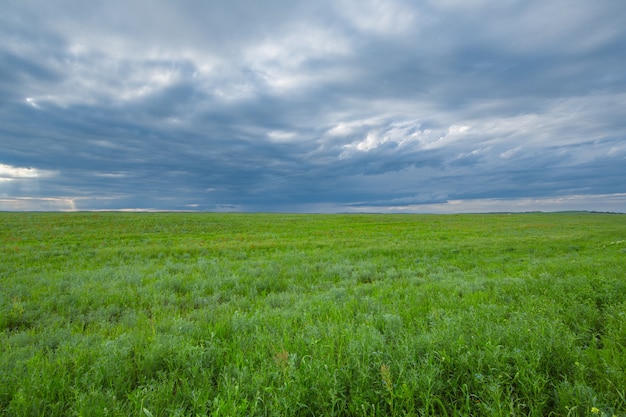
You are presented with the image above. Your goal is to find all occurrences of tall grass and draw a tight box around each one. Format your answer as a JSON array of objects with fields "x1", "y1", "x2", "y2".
[{"x1": 1, "y1": 212, "x2": 625, "y2": 416}]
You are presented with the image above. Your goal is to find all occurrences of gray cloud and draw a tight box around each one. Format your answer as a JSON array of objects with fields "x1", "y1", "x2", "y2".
[{"x1": 1, "y1": 0, "x2": 625, "y2": 212}]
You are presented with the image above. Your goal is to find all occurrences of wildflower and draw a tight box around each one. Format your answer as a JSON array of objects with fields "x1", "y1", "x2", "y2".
[{"x1": 591, "y1": 407, "x2": 600, "y2": 414}]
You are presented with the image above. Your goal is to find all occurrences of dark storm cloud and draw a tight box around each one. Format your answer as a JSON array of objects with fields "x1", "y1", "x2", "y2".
[{"x1": 1, "y1": 0, "x2": 625, "y2": 212}]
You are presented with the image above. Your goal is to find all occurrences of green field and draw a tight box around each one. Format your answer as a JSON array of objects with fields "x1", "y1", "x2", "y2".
[{"x1": 1, "y1": 212, "x2": 625, "y2": 416}]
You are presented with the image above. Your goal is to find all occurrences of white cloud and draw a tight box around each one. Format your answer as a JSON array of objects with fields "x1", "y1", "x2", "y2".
[
  {"x1": 355, "y1": 133, "x2": 385, "y2": 151},
  {"x1": 347, "y1": 193, "x2": 626, "y2": 214},
  {"x1": 0, "y1": 163, "x2": 53, "y2": 179},
  {"x1": 420, "y1": 124, "x2": 471, "y2": 150},
  {"x1": 607, "y1": 147, "x2": 621, "y2": 156},
  {"x1": 499, "y1": 146, "x2": 522, "y2": 159},
  {"x1": 0, "y1": 197, "x2": 76, "y2": 211},
  {"x1": 341, "y1": 119, "x2": 432, "y2": 153},
  {"x1": 248, "y1": 25, "x2": 350, "y2": 67},
  {"x1": 337, "y1": 0, "x2": 416, "y2": 36},
  {"x1": 326, "y1": 117, "x2": 383, "y2": 137},
  {"x1": 25, "y1": 97, "x2": 40, "y2": 108},
  {"x1": 244, "y1": 24, "x2": 352, "y2": 94},
  {"x1": 267, "y1": 130, "x2": 298, "y2": 142}
]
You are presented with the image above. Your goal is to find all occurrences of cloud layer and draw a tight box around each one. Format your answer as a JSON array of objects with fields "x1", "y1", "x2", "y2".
[{"x1": 2, "y1": 0, "x2": 625, "y2": 212}]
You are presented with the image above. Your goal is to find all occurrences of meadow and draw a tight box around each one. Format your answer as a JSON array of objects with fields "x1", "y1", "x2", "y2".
[{"x1": 1, "y1": 212, "x2": 625, "y2": 416}]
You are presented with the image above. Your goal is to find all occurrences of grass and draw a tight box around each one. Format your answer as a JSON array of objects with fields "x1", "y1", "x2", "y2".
[{"x1": 1, "y1": 212, "x2": 625, "y2": 416}]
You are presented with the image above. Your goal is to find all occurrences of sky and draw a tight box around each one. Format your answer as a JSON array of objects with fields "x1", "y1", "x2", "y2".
[{"x1": 1, "y1": 0, "x2": 626, "y2": 213}]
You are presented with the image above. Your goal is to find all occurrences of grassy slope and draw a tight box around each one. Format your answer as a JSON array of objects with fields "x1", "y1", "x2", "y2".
[{"x1": 1, "y1": 212, "x2": 625, "y2": 416}]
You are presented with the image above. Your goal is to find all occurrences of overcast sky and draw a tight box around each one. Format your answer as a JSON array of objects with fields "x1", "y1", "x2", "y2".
[{"x1": 2, "y1": 0, "x2": 625, "y2": 212}]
